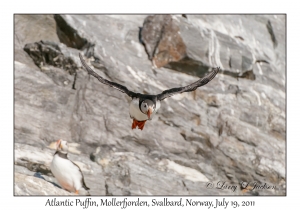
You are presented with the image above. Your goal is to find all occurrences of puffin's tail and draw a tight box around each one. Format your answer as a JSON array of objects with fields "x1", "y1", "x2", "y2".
[
  {"x1": 81, "y1": 179, "x2": 90, "y2": 195},
  {"x1": 83, "y1": 184, "x2": 90, "y2": 191}
]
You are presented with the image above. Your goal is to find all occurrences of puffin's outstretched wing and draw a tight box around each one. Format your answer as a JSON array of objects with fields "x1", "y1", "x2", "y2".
[
  {"x1": 157, "y1": 67, "x2": 220, "y2": 101},
  {"x1": 79, "y1": 53, "x2": 138, "y2": 98}
]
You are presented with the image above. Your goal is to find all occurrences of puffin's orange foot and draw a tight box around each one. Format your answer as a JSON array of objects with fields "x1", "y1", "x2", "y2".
[
  {"x1": 137, "y1": 120, "x2": 146, "y2": 130},
  {"x1": 132, "y1": 119, "x2": 146, "y2": 130},
  {"x1": 75, "y1": 190, "x2": 79, "y2": 195},
  {"x1": 132, "y1": 119, "x2": 138, "y2": 129}
]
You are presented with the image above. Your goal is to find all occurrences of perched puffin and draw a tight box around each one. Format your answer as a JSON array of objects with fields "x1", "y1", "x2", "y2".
[
  {"x1": 51, "y1": 139, "x2": 90, "y2": 195},
  {"x1": 79, "y1": 53, "x2": 220, "y2": 130}
]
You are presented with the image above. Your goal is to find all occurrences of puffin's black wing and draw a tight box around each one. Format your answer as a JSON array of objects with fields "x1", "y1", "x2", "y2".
[
  {"x1": 79, "y1": 54, "x2": 138, "y2": 98},
  {"x1": 71, "y1": 160, "x2": 90, "y2": 192},
  {"x1": 157, "y1": 67, "x2": 220, "y2": 101}
]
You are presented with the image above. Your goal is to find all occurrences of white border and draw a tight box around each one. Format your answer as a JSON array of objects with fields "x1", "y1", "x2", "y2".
[{"x1": 5, "y1": 0, "x2": 293, "y2": 209}]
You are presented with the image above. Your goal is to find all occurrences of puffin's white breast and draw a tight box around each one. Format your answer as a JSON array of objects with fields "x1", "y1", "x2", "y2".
[{"x1": 51, "y1": 154, "x2": 83, "y2": 192}]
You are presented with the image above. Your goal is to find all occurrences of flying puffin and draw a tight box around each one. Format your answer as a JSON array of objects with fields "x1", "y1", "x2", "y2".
[
  {"x1": 51, "y1": 139, "x2": 90, "y2": 195},
  {"x1": 79, "y1": 53, "x2": 220, "y2": 130}
]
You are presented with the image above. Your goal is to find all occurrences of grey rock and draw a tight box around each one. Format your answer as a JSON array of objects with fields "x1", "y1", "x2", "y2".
[
  {"x1": 140, "y1": 15, "x2": 186, "y2": 68},
  {"x1": 15, "y1": 14, "x2": 285, "y2": 196},
  {"x1": 141, "y1": 15, "x2": 168, "y2": 60},
  {"x1": 15, "y1": 172, "x2": 72, "y2": 196}
]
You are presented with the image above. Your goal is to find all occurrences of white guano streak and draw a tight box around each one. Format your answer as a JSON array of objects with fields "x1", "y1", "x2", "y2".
[
  {"x1": 126, "y1": 66, "x2": 142, "y2": 82},
  {"x1": 250, "y1": 87, "x2": 262, "y2": 106}
]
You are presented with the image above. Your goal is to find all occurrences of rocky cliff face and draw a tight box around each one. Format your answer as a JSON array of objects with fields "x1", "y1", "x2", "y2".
[{"x1": 14, "y1": 14, "x2": 286, "y2": 195}]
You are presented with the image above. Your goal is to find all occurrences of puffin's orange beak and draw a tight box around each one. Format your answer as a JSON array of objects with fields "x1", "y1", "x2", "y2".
[
  {"x1": 56, "y1": 139, "x2": 62, "y2": 149},
  {"x1": 147, "y1": 107, "x2": 153, "y2": 119}
]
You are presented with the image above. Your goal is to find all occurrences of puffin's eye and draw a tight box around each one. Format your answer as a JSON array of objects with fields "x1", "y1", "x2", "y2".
[{"x1": 144, "y1": 105, "x2": 146, "y2": 108}]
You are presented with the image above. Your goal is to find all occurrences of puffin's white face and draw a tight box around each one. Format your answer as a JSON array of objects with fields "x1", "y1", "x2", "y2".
[
  {"x1": 56, "y1": 139, "x2": 69, "y2": 154},
  {"x1": 140, "y1": 99, "x2": 155, "y2": 119}
]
